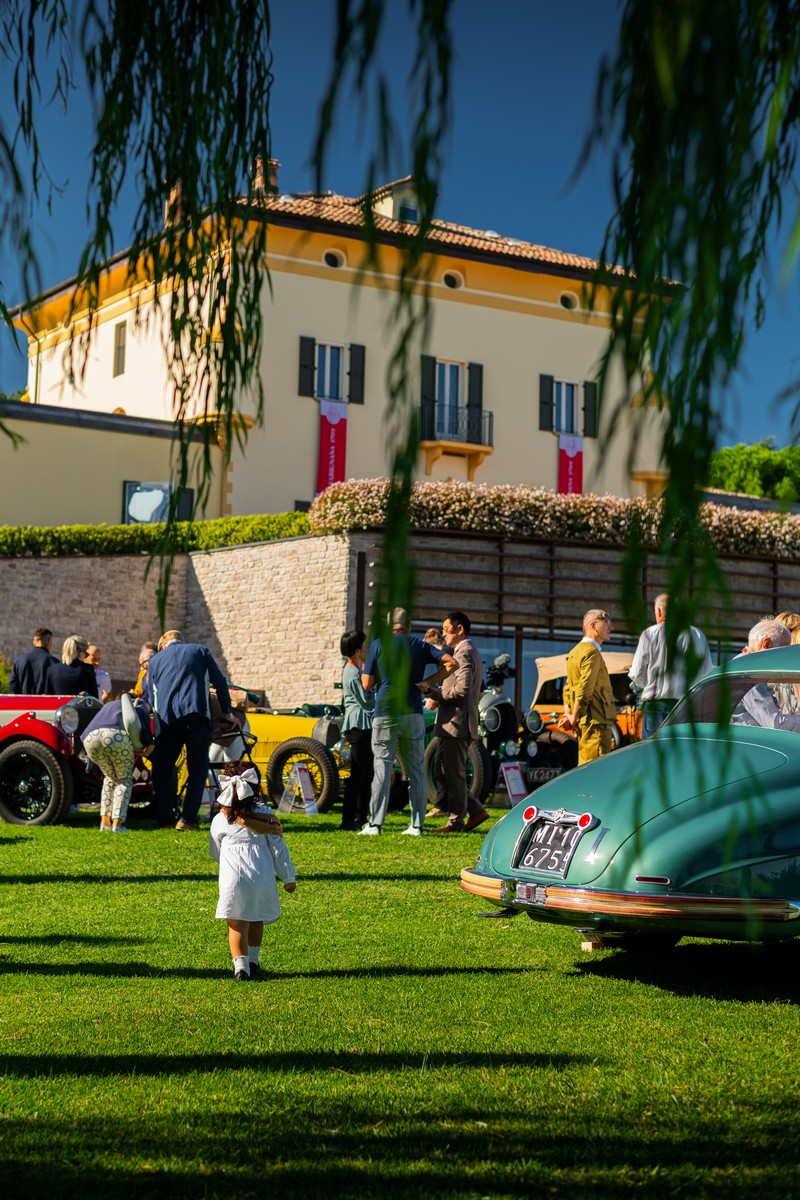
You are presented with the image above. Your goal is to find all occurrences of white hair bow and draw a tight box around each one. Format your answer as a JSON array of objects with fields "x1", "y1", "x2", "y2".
[{"x1": 217, "y1": 770, "x2": 258, "y2": 808}]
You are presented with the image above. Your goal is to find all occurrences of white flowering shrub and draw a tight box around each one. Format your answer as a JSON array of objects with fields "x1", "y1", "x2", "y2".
[{"x1": 309, "y1": 478, "x2": 800, "y2": 560}]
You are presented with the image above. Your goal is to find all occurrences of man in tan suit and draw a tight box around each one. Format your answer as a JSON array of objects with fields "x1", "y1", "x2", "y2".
[
  {"x1": 419, "y1": 610, "x2": 489, "y2": 833},
  {"x1": 559, "y1": 609, "x2": 617, "y2": 764}
]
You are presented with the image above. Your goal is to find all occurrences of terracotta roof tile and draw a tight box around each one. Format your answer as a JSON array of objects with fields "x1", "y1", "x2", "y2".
[{"x1": 254, "y1": 188, "x2": 615, "y2": 276}]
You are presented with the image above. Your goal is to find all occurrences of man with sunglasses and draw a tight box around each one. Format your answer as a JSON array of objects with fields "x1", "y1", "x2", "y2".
[{"x1": 559, "y1": 610, "x2": 617, "y2": 764}]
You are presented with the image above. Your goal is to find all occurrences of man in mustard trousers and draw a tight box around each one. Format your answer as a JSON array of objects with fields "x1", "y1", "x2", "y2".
[{"x1": 558, "y1": 610, "x2": 617, "y2": 764}]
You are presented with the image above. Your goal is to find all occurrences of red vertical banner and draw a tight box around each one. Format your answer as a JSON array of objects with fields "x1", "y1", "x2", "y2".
[
  {"x1": 558, "y1": 435, "x2": 583, "y2": 494},
  {"x1": 315, "y1": 400, "x2": 348, "y2": 496}
]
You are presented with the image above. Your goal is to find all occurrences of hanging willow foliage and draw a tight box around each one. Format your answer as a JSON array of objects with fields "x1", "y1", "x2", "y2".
[
  {"x1": 590, "y1": 0, "x2": 800, "y2": 670},
  {"x1": 5, "y1": 0, "x2": 799, "y2": 679},
  {"x1": 0, "y1": 0, "x2": 455, "y2": 641}
]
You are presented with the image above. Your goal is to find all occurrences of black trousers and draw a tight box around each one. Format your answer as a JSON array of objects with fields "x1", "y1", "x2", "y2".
[
  {"x1": 151, "y1": 713, "x2": 212, "y2": 826},
  {"x1": 341, "y1": 727, "x2": 374, "y2": 829}
]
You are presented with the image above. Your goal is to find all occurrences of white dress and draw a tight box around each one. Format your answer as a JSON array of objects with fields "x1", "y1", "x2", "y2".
[{"x1": 209, "y1": 805, "x2": 296, "y2": 922}]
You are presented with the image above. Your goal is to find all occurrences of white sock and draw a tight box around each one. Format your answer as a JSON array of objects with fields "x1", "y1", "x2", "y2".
[
  {"x1": 250, "y1": 946, "x2": 261, "y2": 965},
  {"x1": 233, "y1": 955, "x2": 249, "y2": 975}
]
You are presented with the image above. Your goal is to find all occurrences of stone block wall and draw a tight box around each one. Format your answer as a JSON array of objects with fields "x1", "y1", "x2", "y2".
[
  {"x1": 185, "y1": 534, "x2": 356, "y2": 707},
  {"x1": 0, "y1": 554, "x2": 187, "y2": 689}
]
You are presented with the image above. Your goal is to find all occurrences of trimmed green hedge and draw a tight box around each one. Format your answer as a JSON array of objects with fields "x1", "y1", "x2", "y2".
[{"x1": 0, "y1": 512, "x2": 309, "y2": 558}]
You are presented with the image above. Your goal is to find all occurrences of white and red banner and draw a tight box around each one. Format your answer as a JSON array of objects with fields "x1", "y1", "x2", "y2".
[
  {"x1": 557, "y1": 434, "x2": 583, "y2": 494},
  {"x1": 315, "y1": 400, "x2": 348, "y2": 496}
]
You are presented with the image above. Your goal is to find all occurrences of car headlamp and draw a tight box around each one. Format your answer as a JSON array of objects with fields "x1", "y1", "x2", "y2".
[
  {"x1": 526, "y1": 739, "x2": 539, "y2": 758},
  {"x1": 482, "y1": 706, "x2": 502, "y2": 733},
  {"x1": 57, "y1": 704, "x2": 80, "y2": 735},
  {"x1": 503, "y1": 739, "x2": 520, "y2": 757},
  {"x1": 525, "y1": 709, "x2": 544, "y2": 734},
  {"x1": 335, "y1": 739, "x2": 352, "y2": 764}
]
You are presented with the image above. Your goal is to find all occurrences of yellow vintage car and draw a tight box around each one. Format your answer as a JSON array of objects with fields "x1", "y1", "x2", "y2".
[{"x1": 246, "y1": 705, "x2": 344, "y2": 812}]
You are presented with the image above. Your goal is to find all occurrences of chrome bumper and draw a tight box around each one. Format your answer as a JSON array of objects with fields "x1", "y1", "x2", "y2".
[{"x1": 459, "y1": 867, "x2": 800, "y2": 924}]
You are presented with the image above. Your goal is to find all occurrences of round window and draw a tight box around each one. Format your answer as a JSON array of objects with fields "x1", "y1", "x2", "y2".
[
  {"x1": 559, "y1": 291, "x2": 579, "y2": 310},
  {"x1": 443, "y1": 270, "x2": 464, "y2": 290},
  {"x1": 324, "y1": 250, "x2": 345, "y2": 269}
]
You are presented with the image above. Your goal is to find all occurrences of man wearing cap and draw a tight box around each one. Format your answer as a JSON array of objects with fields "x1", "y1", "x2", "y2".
[
  {"x1": 144, "y1": 630, "x2": 233, "y2": 831},
  {"x1": 558, "y1": 610, "x2": 617, "y2": 764}
]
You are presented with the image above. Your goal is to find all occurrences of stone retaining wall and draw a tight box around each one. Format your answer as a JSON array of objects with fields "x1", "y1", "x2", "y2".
[{"x1": 0, "y1": 554, "x2": 187, "y2": 691}]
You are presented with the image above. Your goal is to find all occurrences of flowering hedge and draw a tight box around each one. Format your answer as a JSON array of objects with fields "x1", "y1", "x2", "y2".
[{"x1": 309, "y1": 478, "x2": 800, "y2": 560}]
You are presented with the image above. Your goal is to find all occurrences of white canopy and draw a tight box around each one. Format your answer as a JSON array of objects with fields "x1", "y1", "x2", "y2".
[{"x1": 533, "y1": 650, "x2": 634, "y2": 692}]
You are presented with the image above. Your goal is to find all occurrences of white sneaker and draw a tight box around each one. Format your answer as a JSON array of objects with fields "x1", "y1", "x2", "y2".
[
  {"x1": 358, "y1": 823, "x2": 381, "y2": 835},
  {"x1": 401, "y1": 825, "x2": 422, "y2": 836}
]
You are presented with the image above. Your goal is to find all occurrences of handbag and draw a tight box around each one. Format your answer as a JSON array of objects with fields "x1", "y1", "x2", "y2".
[{"x1": 120, "y1": 692, "x2": 144, "y2": 750}]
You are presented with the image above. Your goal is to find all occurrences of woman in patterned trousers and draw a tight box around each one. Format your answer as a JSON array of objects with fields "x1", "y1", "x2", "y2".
[{"x1": 81, "y1": 698, "x2": 154, "y2": 831}]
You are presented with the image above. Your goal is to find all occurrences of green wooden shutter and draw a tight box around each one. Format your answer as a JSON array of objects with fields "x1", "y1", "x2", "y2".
[
  {"x1": 298, "y1": 337, "x2": 316, "y2": 397},
  {"x1": 421, "y1": 354, "x2": 436, "y2": 439},
  {"x1": 348, "y1": 344, "x2": 366, "y2": 404},
  {"x1": 583, "y1": 380, "x2": 599, "y2": 438},
  {"x1": 467, "y1": 362, "x2": 483, "y2": 443},
  {"x1": 539, "y1": 374, "x2": 554, "y2": 431}
]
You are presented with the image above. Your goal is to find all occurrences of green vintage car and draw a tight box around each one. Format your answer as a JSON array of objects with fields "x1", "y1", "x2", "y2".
[{"x1": 461, "y1": 646, "x2": 800, "y2": 950}]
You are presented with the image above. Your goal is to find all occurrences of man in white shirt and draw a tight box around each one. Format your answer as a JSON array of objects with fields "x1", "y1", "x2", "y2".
[
  {"x1": 629, "y1": 594, "x2": 713, "y2": 737},
  {"x1": 731, "y1": 619, "x2": 800, "y2": 731},
  {"x1": 87, "y1": 644, "x2": 112, "y2": 702}
]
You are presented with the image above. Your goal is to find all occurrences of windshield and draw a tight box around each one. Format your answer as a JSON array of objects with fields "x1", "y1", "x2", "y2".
[{"x1": 666, "y1": 674, "x2": 800, "y2": 732}]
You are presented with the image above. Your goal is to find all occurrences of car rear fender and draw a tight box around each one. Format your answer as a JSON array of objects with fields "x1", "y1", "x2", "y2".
[{"x1": 0, "y1": 714, "x2": 73, "y2": 756}]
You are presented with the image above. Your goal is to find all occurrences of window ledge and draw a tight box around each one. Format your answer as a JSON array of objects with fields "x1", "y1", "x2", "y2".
[{"x1": 419, "y1": 438, "x2": 493, "y2": 481}]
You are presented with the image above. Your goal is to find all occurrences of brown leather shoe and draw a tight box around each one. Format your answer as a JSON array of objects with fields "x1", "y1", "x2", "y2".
[
  {"x1": 175, "y1": 819, "x2": 201, "y2": 832},
  {"x1": 427, "y1": 807, "x2": 447, "y2": 818},
  {"x1": 431, "y1": 823, "x2": 465, "y2": 833},
  {"x1": 465, "y1": 812, "x2": 490, "y2": 832}
]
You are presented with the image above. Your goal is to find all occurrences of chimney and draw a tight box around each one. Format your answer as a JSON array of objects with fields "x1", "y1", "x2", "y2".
[
  {"x1": 253, "y1": 157, "x2": 280, "y2": 194},
  {"x1": 164, "y1": 180, "x2": 184, "y2": 225}
]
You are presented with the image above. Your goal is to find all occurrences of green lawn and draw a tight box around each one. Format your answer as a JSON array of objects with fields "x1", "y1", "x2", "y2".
[{"x1": 1, "y1": 810, "x2": 799, "y2": 1199}]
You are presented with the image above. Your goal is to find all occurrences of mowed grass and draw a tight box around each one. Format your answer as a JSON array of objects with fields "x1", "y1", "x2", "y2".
[{"x1": 1, "y1": 809, "x2": 799, "y2": 1199}]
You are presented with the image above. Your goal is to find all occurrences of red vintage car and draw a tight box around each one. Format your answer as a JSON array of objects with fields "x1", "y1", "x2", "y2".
[{"x1": 0, "y1": 693, "x2": 107, "y2": 824}]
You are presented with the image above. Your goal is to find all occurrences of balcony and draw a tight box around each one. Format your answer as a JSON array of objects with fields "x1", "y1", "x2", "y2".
[{"x1": 419, "y1": 402, "x2": 494, "y2": 480}]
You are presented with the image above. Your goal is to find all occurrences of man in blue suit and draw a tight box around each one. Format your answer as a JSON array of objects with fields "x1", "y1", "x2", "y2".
[{"x1": 144, "y1": 630, "x2": 233, "y2": 830}]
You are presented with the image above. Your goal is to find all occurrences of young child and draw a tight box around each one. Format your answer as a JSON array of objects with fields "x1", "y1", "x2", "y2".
[{"x1": 208, "y1": 766, "x2": 297, "y2": 981}]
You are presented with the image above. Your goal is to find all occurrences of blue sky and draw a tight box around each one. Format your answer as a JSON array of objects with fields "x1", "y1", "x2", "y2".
[{"x1": 2, "y1": 0, "x2": 799, "y2": 448}]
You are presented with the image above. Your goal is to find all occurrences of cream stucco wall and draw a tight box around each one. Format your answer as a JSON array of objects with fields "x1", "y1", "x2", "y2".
[
  {"x1": 24, "y1": 292, "x2": 174, "y2": 420},
  {"x1": 15, "y1": 209, "x2": 667, "y2": 522},
  {"x1": 227, "y1": 234, "x2": 665, "y2": 511},
  {"x1": 0, "y1": 412, "x2": 222, "y2": 526}
]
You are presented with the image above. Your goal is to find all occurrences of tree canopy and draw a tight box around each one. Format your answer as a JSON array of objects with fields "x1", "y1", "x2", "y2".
[{"x1": 709, "y1": 440, "x2": 800, "y2": 505}]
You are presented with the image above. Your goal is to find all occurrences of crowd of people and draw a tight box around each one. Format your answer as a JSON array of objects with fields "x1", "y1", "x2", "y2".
[{"x1": 8, "y1": 600, "x2": 800, "y2": 981}]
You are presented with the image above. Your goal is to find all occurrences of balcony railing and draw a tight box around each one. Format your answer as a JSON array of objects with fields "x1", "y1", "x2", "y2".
[
  {"x1": 419, "y1": 402, "x2": 494, "y2": 480},
  {"x1": 419, "y1": 402, "x2": 493, "y2": 447}
]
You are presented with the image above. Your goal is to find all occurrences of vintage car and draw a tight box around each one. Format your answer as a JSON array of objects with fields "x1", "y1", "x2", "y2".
[
  {"x1": 247, "y1": 705, "x2": 346, "y2": 812},
  {"x1": 256, "y1": 704, "x2": 493, "y2": 813},
  {"x1": 509, "y1": 650, "x2": 640, "y2": 791},
  {"x1": 0, "y1": 692, "x2": 105, "y2": 824},
  {"x1": 461, "y1": 646, "x2": 800, "y2": 950}
]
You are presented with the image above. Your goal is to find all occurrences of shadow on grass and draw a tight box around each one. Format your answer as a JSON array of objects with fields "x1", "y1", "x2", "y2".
[
  {"x1": 0, "y1": 1107, "x2": 797, "y2": 1200},
  {"x1": 0, "y1": 961, "x2": 533, "y2": 983},
  {"x1": 575, "y1": 939, "x2": 800, "y2": 1003},
  {"x1": 0, "y1": 1047, "x2": 588, "y2": 1077},
  {"x1": 0, "y1": 934, "x2": 152, "y2": 946},
  {"x1": 301, "y1": 871, "x2": 454, "y2": 883},
  {"x1": 0, "y1": 836, "x2": 33, "y2": 845},
  {"x1": 0, "y1": 873, "x2": 212, "y2": 885}
]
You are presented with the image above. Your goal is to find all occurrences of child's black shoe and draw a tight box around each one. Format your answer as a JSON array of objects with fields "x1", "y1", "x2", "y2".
[
  {"x1": 234, "y1": 969, "x2": 251, "y2": 982},
  {"x1": 249, "y1": 962, "x2": 260, "y2": 977}
]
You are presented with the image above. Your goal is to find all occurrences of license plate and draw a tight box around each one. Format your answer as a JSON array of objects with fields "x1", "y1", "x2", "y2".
[
  {"x1": 513, "y1": 820, "x2": 585, "y2": 878},
  {"x1": 526, "y1": 766, "x2": 562, "y2": 784}
]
